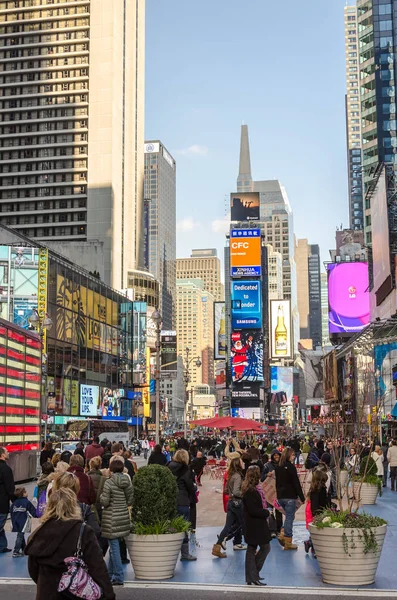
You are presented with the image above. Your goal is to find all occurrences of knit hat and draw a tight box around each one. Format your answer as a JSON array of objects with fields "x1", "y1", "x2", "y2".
[{"x1": 321, "y1": 452, "x2": 331, "y2": 466}]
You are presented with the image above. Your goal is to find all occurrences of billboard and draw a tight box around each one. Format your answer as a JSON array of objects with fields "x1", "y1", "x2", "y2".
[
  {"x1": 160, "y1": 330, "x2": 177, "y2": 379},
  {"x1": 327, "y1": 262, "x2": 370, "y2": 335},
  {"x1": 230, "y1": 330, "x2": 263, "y2": 383},
  {"x1": 270, "y1": 299, "x2": 292, "y2": 359},
  {"x1": 230, "y1": 192, "x2": 260, "y2": 221},
  {"x1": 214, "y1": 302, "x2": 226, "y2": 359},
  {"x1": 80, "y1": 384, "x2": 100, "y2": 417},
  {"x1": 270, "y1": 366, "x2": 294, "y2": 407},
  {"x1": 374, "y1": 342, "x2": 397, "y2": 412},
  {"x1": 231, "y1": 280, "x2": 262, "y2": 329},
  {"x1": 371, "y1": 168, "x2": 391, "y2": 293},
  {"x1": 230, "y1": 229, "x2": 261, "y2": 277},
  {"x1": 231, "y1": 383, "x2": 260, "y2": 407},
  {"x1": 323, "y1": 350, "x2": 338, "y2": 402},
  {"x1": 100, "y1": 388, "x2": 124, "y2": 417}
]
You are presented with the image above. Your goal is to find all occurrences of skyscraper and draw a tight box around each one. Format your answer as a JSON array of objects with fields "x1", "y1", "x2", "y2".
[
  {"x1": 176, "y1": 250, "x2": 224, "y2": 301},
  {"x1": 0, "y1": 0, "x2": 145, "y2": 290},
  {"x1": 296, "y1": 239, "x2": 322, "y2": 348},
  {"x1": 144, "y1": 140, "x2": 176, "y2": 329},
  {"x1": 237, "y1": 124, "x2": 253, "y2": 193},
  {"x1": 321, "y1": 272, "x2": 330, "y2": 347},
  {"x1": 344, "y1": 4, "x2": 364, "y2": 230}
]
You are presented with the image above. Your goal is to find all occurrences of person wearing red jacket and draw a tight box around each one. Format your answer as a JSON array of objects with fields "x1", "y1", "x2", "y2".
[
  {"x1": 85, "y1": 437, "x2": 104, "y2": 463},
  {"x1": 67, "y1": 454, "x2": 96, "y2": 505}
]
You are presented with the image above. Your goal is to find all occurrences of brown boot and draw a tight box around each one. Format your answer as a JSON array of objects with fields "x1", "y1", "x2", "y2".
[
  {"x1": 212, "y1": 544, "x2": 227, "y2": 558},
  {"x1": 277, "y1": 528, "x2": 286, "y2": 547},
  {"x1": 284, "y1": 536, "x2": 298, "y2": 550}
]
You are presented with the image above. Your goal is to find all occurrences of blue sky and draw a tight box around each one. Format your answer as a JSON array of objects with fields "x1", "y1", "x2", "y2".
[{"x1": 145, "y1": 0, "x2": 353, "y2": 270}]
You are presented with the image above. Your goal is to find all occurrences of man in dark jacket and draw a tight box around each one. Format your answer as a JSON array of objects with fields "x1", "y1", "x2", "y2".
[{"x1": 0, "y1": 447, "x2": 15, "y2": 553}]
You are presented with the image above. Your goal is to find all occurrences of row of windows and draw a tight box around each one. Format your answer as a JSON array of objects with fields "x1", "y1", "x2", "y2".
[
  {"x1": 0, "y1": 197, "x2": 85, "y2": 211},
  {"x1": 0, "y1": 21, "x2": 89, "y2": 38},
  {"x1": 0, "y1": 5, "x2": 89, "y2": 20},
  {"x1": 2, "y1": 56, "x2": 88, "y2": 71},
  {"x1": 1, "y1": 121, "x2": 87, "y2": 134},
  {"x1": 0, "y1": 31, "x2": 88, "y2": 47},
  {"x1": 0, "y1": 185, "x2": 86, "y2": 198},
  {"x1": 9, "y1": 224, "x2": 86, "y2": 237},
  {"x1": 1, "y1": 94, "x2": 87, "y2": 108},
  {"x1": 0, "y1": 172, "x2": 86, "y2": 184},
  {"x1": 0, "y1": 159, "x2": 86, "y2": 172},
  {"x1": 1, "y1": 42, "x2": 88, "y2": 58},
  {"x1": 3, "y1": 81, "x2": 88, "y2": 95},
  {"x1": 0, "y1": 132, "x2": 87, "y2": 145},
  {"x1": 1, "y1": 68, "x2": 88, "y2": 81},
  {"x1": 0, "y1": 147, "x2": 85, "y2": 159},
  {"x1": 0, "y1": 1, "x2": 87, "y2": 8},
  {"x1": 1, "y1": 211, "x2": 85, "y2": 225}
]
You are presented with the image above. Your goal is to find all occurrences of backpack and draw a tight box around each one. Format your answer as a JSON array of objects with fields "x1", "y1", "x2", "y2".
[
  {"x1": 305, "y1": 451, "x2": 319, "y2": 470},
  {"x1": 36, "y1": 488, "x2": 47, "y2": 518}
]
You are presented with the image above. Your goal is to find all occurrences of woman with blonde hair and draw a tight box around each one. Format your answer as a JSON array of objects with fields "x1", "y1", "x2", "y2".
[
  {"x1": 51, "y1": 453, "x2": 61, "y2": 469},
  {"x1": 25, "y1": 487, "x2": 115, "y2": 599},
  {"x1": 168, "y1": 449, "x2": 197, "y2": 562}
]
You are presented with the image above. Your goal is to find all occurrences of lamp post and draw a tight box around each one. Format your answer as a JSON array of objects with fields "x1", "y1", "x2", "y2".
[
  {"x1": 28, "y1": 309, "x2": 53, "y2": 443},
  {"x1": 152, "y1": 309, "x2": 162, "y2": 444},
  {"x1": 183, "y1": 347, "x2": 201, "y2": 438}
]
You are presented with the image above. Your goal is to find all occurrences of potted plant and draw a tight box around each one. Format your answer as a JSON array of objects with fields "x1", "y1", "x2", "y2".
[
  {"x1": 353, "y1": 456, "x2": 380, "y2": 505},
  {"x1": 126, "y1": 465, "x2": 189, "y2": 580},
  {"x1": 309, "y1": 509, "x2": 387, "y2": 586}
]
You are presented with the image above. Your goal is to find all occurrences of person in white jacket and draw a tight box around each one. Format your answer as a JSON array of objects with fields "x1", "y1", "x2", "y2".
[
  {"x1": 371, "y1": 446, "x2": 384, "y2": 491},
  {"x1": 387, "y1": 440, "x2": 397, "y2": 491}
]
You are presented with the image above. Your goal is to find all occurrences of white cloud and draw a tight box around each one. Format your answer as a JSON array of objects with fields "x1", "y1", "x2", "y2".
[
  {"x1": 175, "y1": 144, "x2": 209, "y2": 157},
  {"x1": 176, "y1": 217, "x2": 201, "y2": 233},
  {"x1": 211, "y1": 215, "x2": 230, "y2": 234}
]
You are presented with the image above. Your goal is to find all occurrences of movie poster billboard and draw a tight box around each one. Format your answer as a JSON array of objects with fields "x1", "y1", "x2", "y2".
[
  {"x1": 230, "y1": 330, "x2": 263, "y2": 383},
  {"x1": 230, "y1": 229, "x2": 261, "y2": 277},
  {"x1": 160, "y1": 331, "x2": 177, "y2": 379},
  {"x1": 231, "y1": 280, "x2": 262, "y2": 329},
  {"x1": 214, "y1": 302, "x2": 226, "y2": 359},
  {"x1": 230, "y1": 192, "x2": 260, "y2": 221},
  {"x1": 327, "y1": 262, "x2": 370, "y2": 335},
  {"x1": 270, "y1": 299, "x2": 292, "y2": 359}
]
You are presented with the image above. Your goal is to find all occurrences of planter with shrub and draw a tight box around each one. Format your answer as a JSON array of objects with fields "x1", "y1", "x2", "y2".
[
  {"x1": 126, "y1": 465, "x2": 189, "y2": 580},
  {"x1": 353, "y1": 456, "x2": 380, "y2": 505},
  {"x1": 309, "y1": 509, "x2": 387, "y2": 585}
]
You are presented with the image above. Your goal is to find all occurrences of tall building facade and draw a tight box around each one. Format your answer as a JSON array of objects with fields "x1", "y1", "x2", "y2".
[
  {"x1": 267, "y1": 245, "x2": 283, "y2": 300},
  {"x1": 175, "y1": 278, "x2": 214, "y2": 390},
  {"x1": 344, "y1": 4, "x2": 364, "y2": 230},
  {"x1": 176, "y1": 250, "x2": 224, "y2": 301},
  {"x1": 296, "y1": 239, "x2": 322, "y2": 348},
  {"x1": 144, "y1": 141, "x2": 176, "y2": 329},
  {"x1": 0, "y1": 0, "x2": 145, "y2": 290},
  {"x1": 321, "y1": 272, "x2": 330, "y2": 346}
]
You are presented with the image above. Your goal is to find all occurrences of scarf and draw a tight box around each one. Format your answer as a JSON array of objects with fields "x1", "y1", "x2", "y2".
[{"x1": 256, "y1": 483, "x2": 267, "y2": 508}]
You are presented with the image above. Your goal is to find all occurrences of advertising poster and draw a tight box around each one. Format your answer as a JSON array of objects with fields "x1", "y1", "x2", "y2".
[
  {"x1": 270, "y1": 299, "x2": 292, "y2": 359},
  {"x1": 374, "y1": 342, "x2": 397, "y2": 412},
  {"x1": 323, "y1": 350, "x2": 338, "y2": 402},
  {"x1": 230, "y1": 229, "x2": 262, "y2": 277},
  {"x1": 160, "y1": 331, "x2": 177, "y2": 379},
  {"x1": 270, "y1": 367, "x2": 293, "y2": 411},
  {"x1": 231, "y1": 383, "x2": 260, "y2": 407},
  {"x1": 327, "y1": 262, "x2": 370, "y2": 335},
  {"x1": 80, "y1": 384, "x2": 100, "y2": 417},
  {"x1": 370, "y1": 168, "x2": 391, "y2": 293},
  {"x1": 214, "y1": 302, "x2": 226, "y2": 359},
  {"x1": 231, "y1": 280, "x2": 262, "y2": 329},
  {"x1": 230, "y1": 330, "x2": 263, "y2": 383},
  {"x1": 230, "y1": 192, "x2": 260, "y2": 221},
  {"x1": 100, "y1": 388, "x2": 124, "y2": 417}
]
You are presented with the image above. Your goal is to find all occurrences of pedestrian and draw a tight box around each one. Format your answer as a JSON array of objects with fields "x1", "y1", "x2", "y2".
[
  {"x1": 387, "y1": 439, "x2": 397, "y2": 491},
  {"x1": 0, "y1": 446, "x2": 15, "y2": 553},
  {"x1": 73, "y1": 441, "x2": 85, "y2": 466},
  {"x1": 212, "y1": 456, "x2": 246, "y2": 558},
  {"x1": 381, "y1": 440, "x2": 389, "y2": 487},
  {"x1": 148, "y1": 444, "x2": 168, "y2": 466},
  {"x1": 163, "y1": 443, "x2": 172, "y2": 464},
  {"x1": 10, "y1": 487, "x2": 36, "y2": 557},
  {"x1": 123, "y1": 450, "x2": 138, "y2": 475},
  {"x1": 168, "y1": 449, "x2": 197, "y2": 562},
  {"x1": 191, "y1": 451, "x2": 207, "y2": 486},
  {"x1": 67, "y1": 454, "x2": 96, "y2": 505},
  {"x1": 275, "y1": 446, "x2": 305, "y2": 550},
  {"x1": 372, "y1": 445, "x2": 384, "y2": 491},
  {"x1": 141, "y1": 437, "x2": 150, "y2": 459},
  {"x1": 25, "y1": 487, "x2": 115, "y2": 600},
  {"x1": 100, "y1": 459, "x2": 133, "y2": 586},
  {"x1": 40, "y1": 442, "x2": 55, "y2": 467},
  {"x1": 242, "y1": 466, "x2": 270, "y2": 586},
  {"x1": 304, "y1": 467, "x2": 329, "y2": 557},
  {"x1": 85, "y1": 436, "x2": 104, "y2": 462},
  {"x1": 37, "y1": 461, "x2": 55, "y2": 500},
  {"x1": 261, "y1": 449, "x2": 283, "y2": 536}
]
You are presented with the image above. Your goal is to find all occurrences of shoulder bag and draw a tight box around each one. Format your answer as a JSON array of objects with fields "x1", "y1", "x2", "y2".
[{"x1": 58, "y1": 522, "x2": 102, "y2": 600}]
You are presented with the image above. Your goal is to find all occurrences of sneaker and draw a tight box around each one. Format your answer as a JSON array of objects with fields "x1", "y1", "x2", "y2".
[
  {"x1": 271, "y1": 532, "x2": 277, "y2": 539},
  {"x1": 0, "y1": 548, "x2": 12, "y2": 553},
  {"x1": 304, "y1": 540, "x2": 311, "y2": 554},
  {"x1": 233, "y1": 544, "x2": 247, "y2": 551},
  {"x1": 181, "y1": 554, "x2": 197, "y2": 561},
  {"x1": 12, "y1": 551, "x2": 24, "y2": 558}
]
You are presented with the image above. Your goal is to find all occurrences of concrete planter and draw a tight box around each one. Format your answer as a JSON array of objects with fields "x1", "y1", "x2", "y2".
[
  {"x1": 309, "y1": 524, "x2": 387, "y2": 586},
  {"x1": 126, "y1": 532, "x2": 185, "y2": 580},
  {"x1": 353, "y1": 482, "x2": 378, "y2": 505}
]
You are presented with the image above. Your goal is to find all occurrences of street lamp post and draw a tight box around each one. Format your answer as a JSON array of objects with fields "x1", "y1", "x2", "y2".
[
  {"x1": 183, "y1": 347, "x2": 201, "y2": 438},
  {"x1": 152, "y1": 309, "x2": 162, "y2": 444}
]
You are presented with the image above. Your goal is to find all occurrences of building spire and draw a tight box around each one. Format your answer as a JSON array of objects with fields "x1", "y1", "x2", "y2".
[{"x1": 237, "y1": 124, "x2": 253, "y2": 192}]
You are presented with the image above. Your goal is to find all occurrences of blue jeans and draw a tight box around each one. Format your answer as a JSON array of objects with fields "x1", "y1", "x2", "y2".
[
  {"x1": 278, "y1": 498, "x2": 297, "y2": 538},
  {"x1": 217, "y1": 499, "x2": 243, "y2": 545},
  {"x1": 177, "y1": 505, "x2": 190, "y2": 543},
  {"x1": 108, "y1": 538, "x2": 124, "y2": 584},
  {"x1": 0, "y1": 514, "x2": 8, "y2": 551},
  {"x1": 13, "y1": 532, "x2": 25, "y2": 554}
]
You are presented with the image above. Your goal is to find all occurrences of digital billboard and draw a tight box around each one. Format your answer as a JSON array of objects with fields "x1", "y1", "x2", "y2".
[
  {"x1": 270, "y1": 299, "x2": 292, "y2": 359},
  {"x1": 230, "y1": 192, "x2": 260, "y2": 221},
  {"x1": 231, "y1": 383, "x2": 260, "y2": 408},
  {"x1": 100, "y1": 388, "x2": 124, "y2": 417},
  {"x1": 80, "y1": 384, "x2": 100, "y2": 417},
  {"x1": 230, "y1": 330, "x2": 263, "y2": 383},
  {"x1": 374, "y1": 342, "x2": 397, "y2": 412},
  {"x1": 230, "y1": 229, "x2": 261, "y2": 277},
  {"x1": 160, "y1": 331, "x2": 177, "y2": 379},
  {"x1": 323, "y1": 350, "x2": 337, "y2": 402},
  {"x1": 270, "y1": 366, "x2": 293, "y2": 407},
  {"x1": 327, "y1": 262, "x2": 370, "y2": 335},
  {"x1": 231, "y1": 280, "x2": 262, "y2": 329},
  {"x1": 370, "y1": 168, "x2": 391, "y2": 293},
  {"x1": 214, "y1": 302, "x2": 226, "y2": 360}
]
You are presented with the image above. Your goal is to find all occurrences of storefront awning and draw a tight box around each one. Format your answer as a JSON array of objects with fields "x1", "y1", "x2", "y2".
[{"x1": 391, "y1": 403, "x2": 397, "y2": 419}]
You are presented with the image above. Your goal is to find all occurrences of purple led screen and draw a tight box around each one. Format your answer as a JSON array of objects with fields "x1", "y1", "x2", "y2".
[{"x1": 327, "y1": 262, "x2": 370, "y2": 335}]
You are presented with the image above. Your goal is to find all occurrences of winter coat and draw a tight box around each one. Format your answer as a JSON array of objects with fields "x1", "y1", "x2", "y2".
[
  {"x1": 242, "y1": 488, "x2": 271, "y2": 546},
  {"x1": 84, "y1": 443, "x2": 104, "y2": 463},
  {"x1": 25, "y1": 519, "x2": 115, "y2": 600},
  {"x1": 10, "y1": 497, "x2": 36, "y2": 532},
  {"x1": 309, "y1": 487, "x2": 329, "y2": 517},
  {"x1": 148, "y1": 452, "x2": 168, "y2": 466},
  {"x1": 168, "y1": 461, "x2": 195, "y2": 506},
  {"x1": 87, "y1": 469, "x2": 105, "y2": 511},
  {"x1": 371, "y1": 451, "x2": 384, "y2": 476},
  {"x1": 100, "y1": 473, "x2": 133, "y2": 539},
  {"x1": 0, "y1": 459, "x2": 15, "y2": 514},
  {"x1": 387, "y1": 445, "x2": 397, "y2": 467},
  {"x1": 275, "y1": 461, "x2": 305, "y2": 502},
  {"x1": 37, "y1": 473, "x2": 53, "y2": 498},
  {"x1": 226, "y1": 472, "x2": 243, "y2": 499},
  {"x1": 67, "y1": 465, "x2": 96, "y2": 505},
  {"x1": 39, "y1": 449, "x2": 55, "y2": 467}
]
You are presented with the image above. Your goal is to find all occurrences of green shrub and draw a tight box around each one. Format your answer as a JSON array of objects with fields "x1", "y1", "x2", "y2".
[
  {"x1": 132, "y1": 516, "x2": 190, "y2": 535},
  {"x1": 359, "y1": 455, "x2": 377, "y2": 477},
  {"x1": 132, "y1": 465, "x2": 177, "y2": 527}
]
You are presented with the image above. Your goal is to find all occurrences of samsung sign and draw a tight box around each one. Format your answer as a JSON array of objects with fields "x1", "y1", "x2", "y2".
[
  {"x1": 231, "y1": 280, "x2": 262, "y2": 329},
  {"x1": 144, "y1": 142, "x2": 160, "y2": 154}
]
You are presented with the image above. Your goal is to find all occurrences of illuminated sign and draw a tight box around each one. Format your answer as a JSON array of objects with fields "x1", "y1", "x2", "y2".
[
  {"x1": 230, "y1": 192, "x2": 260, "y2": 221},
  {"x1": 327, "y1": 262, "x2": 370, "y2": 335},
  {"x1": 270, "y1": 299, "x2": 292, "y2": 359},
  {"x1": 230, "y1": 229, "x2": 261, "y2": 277},
  {"x1": 80, "y1": 384, "x2": 99, "y2": 417},
  {"x1": 231, "y1": 280, "x2": 262, "y2": 329},
  {"x1": 230, "y1": 330, "x2": 263, "y2": 383}
]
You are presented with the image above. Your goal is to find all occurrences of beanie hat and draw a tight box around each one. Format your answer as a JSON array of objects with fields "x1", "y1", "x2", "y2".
[{"x1": 321, "y1": 452, "x2": 331, "y2": 466}]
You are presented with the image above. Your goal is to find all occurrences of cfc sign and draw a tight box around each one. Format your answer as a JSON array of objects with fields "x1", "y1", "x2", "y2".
[{"x1": 230, "y1": 229, "x2": 261, "y2": 277}]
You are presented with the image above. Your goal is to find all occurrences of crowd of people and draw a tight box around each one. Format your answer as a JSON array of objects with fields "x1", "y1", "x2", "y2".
[{"x1": 0, "y1": 433, "x2": 396, "y2": 594}]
